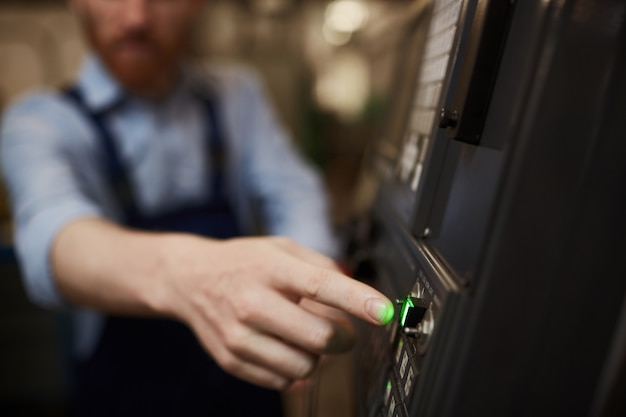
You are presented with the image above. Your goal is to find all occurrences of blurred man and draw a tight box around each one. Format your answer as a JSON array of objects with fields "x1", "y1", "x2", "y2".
[{"x1": 0, "y1": 0, "x2": 393, "y2": 416}]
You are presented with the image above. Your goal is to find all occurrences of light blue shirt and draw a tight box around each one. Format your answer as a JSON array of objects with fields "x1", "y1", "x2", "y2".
[{"x1": 1, "y1": 55, "x2": 338, "y2": 357}]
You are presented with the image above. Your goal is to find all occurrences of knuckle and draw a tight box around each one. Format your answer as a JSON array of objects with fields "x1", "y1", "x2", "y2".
[
  {"x1": 259, "y1": 374, "x2": 289, "y2": 391},
  {"x1": 217, "y1": 352, "x2": 241, "y2": 375},
  {"x1": 223, "y1": 326, "x2": 249, "y2": 355},
  {"x1": 233, "y1": 296, "x2": 259, "y2": 323},
  {"x1": 294, "y1": 357, "x2": 317, "y2": 379},
  {"x1": 310, "y1": 324, "x2": 334, "y2": 352},
  {"x1": 273, "y1": 378, "x2": 291, "y2": 391},
  {"x1": 304, "y1": 269, "x2": 332, "y2": 300}
]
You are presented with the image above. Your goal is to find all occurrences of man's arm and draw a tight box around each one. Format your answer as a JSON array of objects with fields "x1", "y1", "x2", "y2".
[
  {"x1": 52, "y1": 217, "x2": 394, "y2": 389},
  {"x1": 2, "y1": 91, "x2": 394, "y2": 390}
]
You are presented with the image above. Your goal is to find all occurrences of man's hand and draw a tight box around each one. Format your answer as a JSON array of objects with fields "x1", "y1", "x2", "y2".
[
  {"x1": 52, "y1": 219, "x2": 394, "y2": 390},
  {"x1": 159, "y1": 235, "x2": 393, "y2": 390}
]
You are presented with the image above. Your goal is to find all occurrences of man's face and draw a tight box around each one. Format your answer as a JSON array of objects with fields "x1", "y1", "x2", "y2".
[{"x1": 71, "y1": 0, "x2": 203, "y2": 94}]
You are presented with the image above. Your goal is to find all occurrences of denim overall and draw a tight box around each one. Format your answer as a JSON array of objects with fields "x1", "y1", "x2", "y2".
[{"x1": 63, "y1": 87, "x2": 283, "y2": 417}]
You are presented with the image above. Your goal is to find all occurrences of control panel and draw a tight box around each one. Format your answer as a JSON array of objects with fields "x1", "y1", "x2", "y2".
[
  {"x1": 352, "y1": 0, "x2": 511, "y2": 414},
  {"x1": 353, "y1": 207, "x2": 461, "y2": 417},
  {"x1": 351, "y1": 0, "x2": 626, "y2": 416}
]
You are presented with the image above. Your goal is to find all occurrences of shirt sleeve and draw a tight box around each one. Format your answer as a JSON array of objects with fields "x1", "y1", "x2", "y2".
[
  {"x1": 0, "y1": 93, "x2": 107, "y2": 308},
  {"x1": 227, "y1": 69, "x2": 341, "y2": 258}
]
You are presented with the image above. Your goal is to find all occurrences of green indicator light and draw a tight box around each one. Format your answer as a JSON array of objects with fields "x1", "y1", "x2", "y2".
[
  {"x1": 384, "y1": 380, "x2": 392, "y2": 402},
  {"x1": 400, "y1": 296, "x2": 415, "y2": 327}
]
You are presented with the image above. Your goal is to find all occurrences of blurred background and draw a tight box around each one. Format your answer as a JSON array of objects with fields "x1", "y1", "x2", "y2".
[{"x1": 0, "y1": 0, "x2": 417, "y2": 415}]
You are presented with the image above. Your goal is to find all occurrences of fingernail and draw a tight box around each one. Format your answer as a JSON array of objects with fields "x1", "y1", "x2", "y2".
[{"x1": 366, "y1": 298, "x2": 394, "y2": 325}]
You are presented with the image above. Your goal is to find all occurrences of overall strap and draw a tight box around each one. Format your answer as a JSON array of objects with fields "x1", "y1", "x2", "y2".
[
  {"x1": 62, "y1": 86, "x2": 234, "y2": 231},
  {"x1": 196, "y1": 92, "x2": 228, "y2": 200},
  {"x1": 62, "y1": 88, "x2": 276, "y2": 417},
  {"x1": 62, "y1": 86, "x2": 139, "y2": 223}
]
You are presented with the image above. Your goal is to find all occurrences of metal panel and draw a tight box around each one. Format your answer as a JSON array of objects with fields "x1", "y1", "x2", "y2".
[{"x1": 351, "y1": 1, "x2": 626, "y2": 416}]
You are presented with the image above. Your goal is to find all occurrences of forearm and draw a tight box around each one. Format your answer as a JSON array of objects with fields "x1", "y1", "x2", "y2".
[
  {"x1": 51, "y1": 218, "x2": 393, "y2": 389},
  {"x1": 51, "y1": 217, "x2": 182, "y2": 317}
]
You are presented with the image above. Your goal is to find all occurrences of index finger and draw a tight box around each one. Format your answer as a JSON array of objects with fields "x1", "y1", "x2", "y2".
[{"x1": 277, "y1": 261, "x2": 395, "y2": 326}]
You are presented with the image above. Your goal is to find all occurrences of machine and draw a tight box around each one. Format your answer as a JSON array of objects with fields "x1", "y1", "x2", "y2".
[{"x1": 348, "y1": 0, "x2": 626, "y2": 416}]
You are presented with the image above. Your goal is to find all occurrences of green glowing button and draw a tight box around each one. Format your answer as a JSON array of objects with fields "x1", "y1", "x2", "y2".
[
  {"x1": 384, "y1": 380, "x2": 392, "y2": 403},
  {"x1": 399, "y1": 296, "x2": 429, "y2": 328}
]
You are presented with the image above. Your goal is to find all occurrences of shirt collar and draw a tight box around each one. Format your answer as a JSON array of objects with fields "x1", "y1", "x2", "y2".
[{"x1": 75, "y1": 54, "x2": 125, "y2": 113}]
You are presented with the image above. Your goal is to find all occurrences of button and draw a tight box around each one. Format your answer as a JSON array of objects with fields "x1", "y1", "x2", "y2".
[{"x1": 398, "y1": 296, "x2": 429, "y2": 328}]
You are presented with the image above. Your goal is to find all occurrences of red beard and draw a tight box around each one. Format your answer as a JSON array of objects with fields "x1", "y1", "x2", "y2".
[{"x1": 85, "y1": 22, "x2": 188, "y2": 95}]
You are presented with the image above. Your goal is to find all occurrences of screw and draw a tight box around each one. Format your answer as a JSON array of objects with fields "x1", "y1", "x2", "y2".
[{"x1": 439, "y1": 108, "x2": 459, "y2": 129}]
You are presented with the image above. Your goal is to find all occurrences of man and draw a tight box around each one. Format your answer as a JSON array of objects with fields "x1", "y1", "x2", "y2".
[{"x1": 0, "y1": 0, "x2": 394, "y2": 415}]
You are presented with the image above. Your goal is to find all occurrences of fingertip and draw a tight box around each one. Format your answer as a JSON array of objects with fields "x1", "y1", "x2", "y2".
[
  {"x1": 366, "y1": 297, "x2": 395, "y2": 325},
  {"x1": 381, "y1": 300, "x2": 395, "y2": 325}
]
